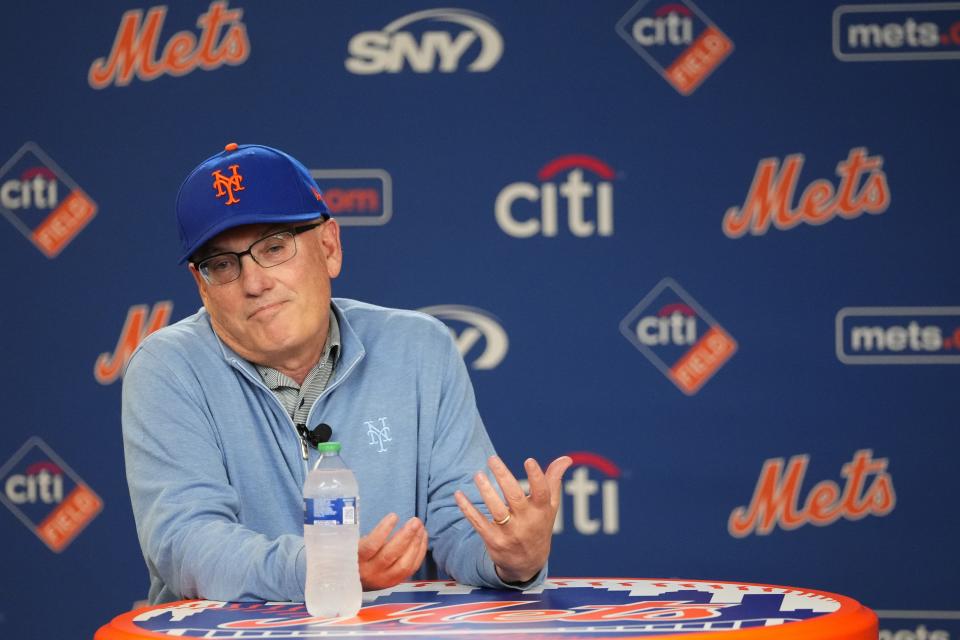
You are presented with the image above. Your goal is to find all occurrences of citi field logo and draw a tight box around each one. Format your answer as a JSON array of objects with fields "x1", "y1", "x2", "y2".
[
  {"x1": 95, "y1": 301, "x2": 174, "y2": 384},
  {"x1": 0, "y1": 438, "x2": 103, "y2": 552},
  {"x1": 836, "y1": 306, "x2": 960, "y2": 364},
  {"x1": 419, "y1": 305, "x2": 508, "y2": 370},
  {"x1": 495, "y1": 155, "x2": 615, "y2": 238},
  {"x1": 0, "y1": 142, "x2": 97, "y2": 258},
  {"x1": 834, "y1": 3, "x2": 960, "y2": 61},
  {"x1": 722, "y1": 147, "x2": 891, "y2": 238},
  {"x1": 556, "y1": 452, "x2": 621, "y2": 535},
  {"x1": 346, "y1": 8, "x2": 503, "y2": 74},
  {"x1": 621, "y1": 278, "x2": 737, "y2": 395},
  {"x1": 616, "y1": 0, "x2": 733, "y2": 95},
  {"x1": 310, "y1": 169, "x2": 393, "y2": 226},
  {"x1": 88, "y1": 1, "x2": 250, "y2": 89},
  {"x1": 729, "y1": 449, "x2": 895, "y2": 537}
]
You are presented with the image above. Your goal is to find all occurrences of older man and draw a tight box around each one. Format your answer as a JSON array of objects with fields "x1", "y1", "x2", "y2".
[{"x1": 122, "y1": 143, "x2": 571, "y2": 605}]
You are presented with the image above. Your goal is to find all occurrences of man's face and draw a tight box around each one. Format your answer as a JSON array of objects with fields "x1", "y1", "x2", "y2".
[{"x1": 189, "y1": 219, "x2": 342, "y2": 369}]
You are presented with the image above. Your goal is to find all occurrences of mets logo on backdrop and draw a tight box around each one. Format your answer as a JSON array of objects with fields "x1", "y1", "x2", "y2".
[
  {"x1": 418, "y1": 305, "x2": 508, "y2": 370},
  {"x1": 723, "y1": 147, "x2": 890, "y2": 238},
  {"x1": 88, "y1": 1, "x2": 250, "y2": 89},
  {"x1": 620, "y1": 278, "x2": 736, "y2": 395},
  {"x1": 834, "y1": 3, "x2": 960, "y2": 61},
  {"x1": 615, "y1": 0, "x2": 733, "y2": 95},
  {"x1": 346, "y1": 9, "x2": 503, "y2": 74},
  {"x1": 310, "y1": 169, "x2": 393, "y2": 226},
  {"x1": 0, "y1": 437, "x2": 103, "y2": 552},
  {"x1": 95, "y1": 301, "x2": 174, "y2": 384},
  {"x1": 0, "y1": 142, "x2": 97, "y2": 258},
  {"x1": 729, "y1": 449, "x2": 895, "y2": 537},
  {"x1": 106, "y1": 579, "x2": 848, "y2": 637},
  {"x1": 836, "y1": 306, "x2": 960, "y2": 365},
  {"x1": 496, "y1": 155, "x2": 616, "y2": 238}
]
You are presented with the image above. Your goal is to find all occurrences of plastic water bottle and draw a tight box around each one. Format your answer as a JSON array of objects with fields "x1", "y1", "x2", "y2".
[{"x1": 303, "y1": 441, "x2": 361, "y2": 618}]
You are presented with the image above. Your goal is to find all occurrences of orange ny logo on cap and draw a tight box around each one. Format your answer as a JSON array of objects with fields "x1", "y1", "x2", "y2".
[{"x1": 211, "y1": 164, "x2": 245, "y2": 205}]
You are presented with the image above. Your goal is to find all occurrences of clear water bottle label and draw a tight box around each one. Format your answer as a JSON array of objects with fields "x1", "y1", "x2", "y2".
[{"x1": 303, "y1": 497, "x2": 357, "y2": 526}]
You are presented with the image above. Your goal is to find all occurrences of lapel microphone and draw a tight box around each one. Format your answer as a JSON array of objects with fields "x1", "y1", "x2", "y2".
[{"x1": 296, "y1": 423, "x2": 333, "y2": 449}]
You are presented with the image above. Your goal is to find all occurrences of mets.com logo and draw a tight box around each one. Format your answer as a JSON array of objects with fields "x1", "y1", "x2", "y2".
[
  {"x1": 620, "y1": 278, "x2": 737, "y2": 394},
  {"x1": 495, "y1": 154, "x2": 616, "y2": 238},
  {"x1": 108, "y1": 579, "x2": 847, "y2": 637},
  {"x1": 0, "y1": 142, "x2": 97, "y2": 258},
  {"x1": 0, "y1": 437, "x2": 103, "y2": 552},
  {"x1": 346, "y1": 9, "x2": 503, "y2": 74},
  {"x1": 834, "y1": 3, "x2": 960, "y2": 61},
  {"x1": 616, "y1": 0, "x2": 734, "y2": 95},
  {"x1": 310, "y1": 169, "x2": 393, "y2": 226},
  {"x1": 836, "y1": 306, "x2": 960, "y2": 364}
]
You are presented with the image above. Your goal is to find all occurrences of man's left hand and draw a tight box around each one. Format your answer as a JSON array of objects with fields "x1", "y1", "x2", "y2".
[{"x1": 454, "y1": 455, "x2": 573, "y2": 584}]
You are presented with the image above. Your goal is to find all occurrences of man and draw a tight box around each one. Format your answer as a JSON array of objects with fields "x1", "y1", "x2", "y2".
[{"x1": 122, "y1": 142, "x2": 572, "y2": 604}]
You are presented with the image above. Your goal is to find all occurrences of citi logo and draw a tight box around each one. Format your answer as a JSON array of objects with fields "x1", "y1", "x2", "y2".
[
  {"x1": 95, "y1": 301, "x2": 174, "y2": 384},
  {"x1": 88, "y1": 1, "x2": 250, "y2": 89},
  {"x1": 836, "y1": 306, "x2": 960, "y2": 365},
  {"x1": 5, "y1": 462, "x2": 63, "y2": 505},
  {"x1": 1, "y1": 167, "x2": 59, "y2": 210},
  {"x1": 632, "y1": 3, "x2": 694, "y2": 46},
  {"x1": 346, "y1": 8, "x2": 503, "y2": 74},
  {"x1": 495, "y1": 155, "x2": 615, "y2": 239},
  {"x1": 729, "y1": 449, "x2": 895, "y2": 537},
  {"x1": 634, "y1": 303, "x2": 697, "y2": 346},
  {"x1": 418, "y1": 305, "x2": 508, "y2": 370},
  {"x1": 722, "y1": 147, "x2": 891, "y2": 238},
  {"x1": 521, "y1": 452, "x2": 620, "y2": 535},
  {"x1": 0, "y1": 437, "x2": 103, "y2": 552}
]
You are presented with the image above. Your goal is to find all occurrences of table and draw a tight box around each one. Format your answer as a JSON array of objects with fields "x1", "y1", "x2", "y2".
[{"x1": 94, "y1": 578, "x2": 878, "y2": 639}]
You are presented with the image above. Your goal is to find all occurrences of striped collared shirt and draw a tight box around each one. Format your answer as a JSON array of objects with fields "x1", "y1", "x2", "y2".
[{"x1": 255, "y1": 311, "x2": 341, "y2": 426}]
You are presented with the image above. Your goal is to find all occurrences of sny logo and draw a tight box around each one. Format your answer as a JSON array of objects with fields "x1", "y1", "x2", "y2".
[
  {"x1": 834, "y1": 3, "x2": 960, "y2": 61},
  {"x1": 419, "y1": 305, "x2": 508, "y2": 370},
  {"x1": 212, "y1": 164, "x2": 244, "y2": 205},
  {"x1": 0, "y1": 142, "x2": 97, "y2": 258},
  {"x1": 310, "y1": 169, "x2": 393, "y2": 226},
  {"x1": 620, "y1": 278, "x2": 736, "y2": 395},
  {"x1": 88, "y1": 1, "x2": 250, "y2": 89},
  {"x1": 616, "y1": 0, "x2": 733, "y2": 95},
  {"x1": 496, "y1": 155, "x2": 615, "y2": 238},
  {"x1": 0, "y1": 437, "x2": 103, "y2": 552},
  {"x1": 346, "y1": 9, "x2": 503, "y2": 74},
  {"x1": 95, "y1": 302, "x2": 174, "y2": 385},
  {"x1": 723, "y1": 147, "x2": 890, "y2": 238},
  {"x1": 366, "y1": 417, "x2": 392, "y2": 453},
  {"x1": 836, "y1": 306, "x2": 960, "y2": 365},
  {"x1": 729, "y1": 449, "x2": 895, "y2": 537}
]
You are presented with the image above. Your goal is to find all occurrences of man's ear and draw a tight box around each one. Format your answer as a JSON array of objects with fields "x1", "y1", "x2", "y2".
[
  {"x1": 188, "y1": 263, "x2": 210, "y2": 306},
  {"x1": 318, "y1": 218, "x2": 343, "y2": 279}
]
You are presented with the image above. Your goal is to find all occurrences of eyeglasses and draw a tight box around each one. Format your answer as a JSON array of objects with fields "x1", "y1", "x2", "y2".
[{"x1": 193, "y1": 222, "x2": 323, "y2": 285}]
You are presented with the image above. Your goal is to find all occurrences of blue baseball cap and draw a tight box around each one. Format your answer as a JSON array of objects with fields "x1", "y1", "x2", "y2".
[{"x1": 175, "y1": 142, "x2": 330, "y2": 263}]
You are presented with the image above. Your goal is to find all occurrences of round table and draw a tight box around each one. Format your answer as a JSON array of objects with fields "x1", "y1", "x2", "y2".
[{"x1": 95, "y1": 578, "x2": 878, "y2": 639}]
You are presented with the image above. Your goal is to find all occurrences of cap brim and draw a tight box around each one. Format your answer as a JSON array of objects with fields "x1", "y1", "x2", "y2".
[{"x1": 178, "y1": 210, "x2": 328, "y2": 264}]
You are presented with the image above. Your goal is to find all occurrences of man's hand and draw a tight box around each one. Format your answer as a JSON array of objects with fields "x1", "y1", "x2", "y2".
[
  {"x1": 454, "y1": 455, "x2": 573, "y2": 584},
  {"x1": 358, "y1": 513, "x2": 428, "y2": 591}
]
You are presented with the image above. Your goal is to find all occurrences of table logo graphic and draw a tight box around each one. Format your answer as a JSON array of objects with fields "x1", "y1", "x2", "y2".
[
  {"x1": 729, "y1": 449, "x2": 895, "y2": 538},
  {"x1": 0, "y1": 437, "x2": 103, "y2": 552},
  {"x1": 0, "y1": 142, "x2": 97, "y2": 258},
  {"x1": 346, "y1": 9, "x2": 503, "y2": 74},
  {"x1": 616, "y1": 0, "x2": 733, "y2": 95},
  {"x1": 834, "y1": 3, "x2": 960, "y2": 61},
  {"x1": 418, "y1": 305, "x2": 508, "y2": 370},
  {"x1": 836, "y1": 306, "x2": 960, "y2": 364},
  {"x1": 310, "y1": 169, "x2": 393, "y2": 226},
  {"x1": 95, "y1": 301, "x2": 174, "y2": 384},
  {"x1": 495, "y1": 154, "x2": 616, "y2": 239},
  {"x1": 723, "y1": 147, "x2": 890, "y2": 238},
  {"x1": 88, "y1": 1, "x2": 250, "y2": 89},
  {"x1": 620, "y1": 278, "x2": 736, "y2": 395},
  {"x1": 119, "y1": 579, "x2": 844, "y2": 637}
]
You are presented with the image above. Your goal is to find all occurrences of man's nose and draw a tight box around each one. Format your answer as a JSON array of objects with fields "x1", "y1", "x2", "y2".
[{"x1": 238, "y1": 254, "x2": 273, "y2": 294}]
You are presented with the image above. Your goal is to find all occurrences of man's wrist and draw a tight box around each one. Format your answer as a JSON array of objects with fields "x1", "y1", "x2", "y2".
[{"x1": 494, "y1": 563, "x2": 539, "y2": 585}]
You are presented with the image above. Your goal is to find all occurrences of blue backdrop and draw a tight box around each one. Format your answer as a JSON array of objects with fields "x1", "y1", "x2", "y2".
[{"x1": 1, "y1": 2, "x2": 957, "y2": 638}]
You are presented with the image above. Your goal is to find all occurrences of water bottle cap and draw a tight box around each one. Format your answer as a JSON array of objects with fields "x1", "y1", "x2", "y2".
[{"x1": 316, "y1": 442, "x2": 341, "y2": 454}]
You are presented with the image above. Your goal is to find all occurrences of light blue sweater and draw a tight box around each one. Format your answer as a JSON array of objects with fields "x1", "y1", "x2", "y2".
[{"x1": 121, "y1": 298, "x2": 543, "y2": 604}]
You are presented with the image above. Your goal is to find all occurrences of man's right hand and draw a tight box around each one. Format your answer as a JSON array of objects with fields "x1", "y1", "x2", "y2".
[{"x1": 358, "y1": 513, "x2": 428, "y2": 591}]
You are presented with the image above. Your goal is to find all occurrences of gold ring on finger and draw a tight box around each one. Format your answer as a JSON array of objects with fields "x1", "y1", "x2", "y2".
[{"x1": 493, "y1": 513, "x2": 512, "y2": 526}]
